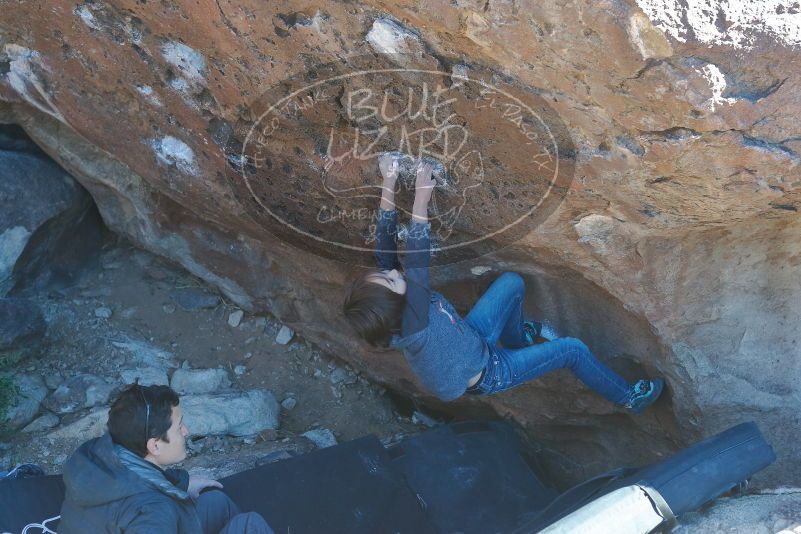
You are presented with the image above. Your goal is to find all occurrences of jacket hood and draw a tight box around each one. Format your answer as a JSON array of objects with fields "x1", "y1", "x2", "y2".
[{"x1": 62, "y1": 433, "x2": 155, "y2": 507}]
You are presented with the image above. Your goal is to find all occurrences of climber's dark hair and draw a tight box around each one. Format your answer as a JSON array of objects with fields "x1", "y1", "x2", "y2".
[
  {"x1": 343, "y1": 270, "x2": 405, "y2": 348},
  {"x1": 108, "y1": 384, "x2": 179, "y2": 458}
]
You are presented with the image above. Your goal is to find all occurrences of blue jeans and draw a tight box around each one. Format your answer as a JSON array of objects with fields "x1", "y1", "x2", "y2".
[{"x1": 464, "y1": 272, "x2": 631, "y2": 405}]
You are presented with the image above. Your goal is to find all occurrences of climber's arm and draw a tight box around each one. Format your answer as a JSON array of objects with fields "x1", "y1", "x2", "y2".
[
  {"x1": 401, "y1": 162, "x2": 435, "y2": 337},
  {"x1": 375, "y1": 155, "x2": 400, "y2": 270}
]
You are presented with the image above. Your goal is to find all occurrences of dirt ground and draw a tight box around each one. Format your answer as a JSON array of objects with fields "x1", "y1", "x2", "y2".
[{"x1": 2, "y1": 238, "x2": 421, "y2": 476}]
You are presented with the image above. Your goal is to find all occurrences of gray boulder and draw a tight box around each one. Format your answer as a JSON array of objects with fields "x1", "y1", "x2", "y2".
[
  {"x1": 111, "y1": 337, "x2": 176, "y2": 370},
  {"x1": 48, "y1": 407, "x2": 109, "y2": 441},
  {"x1": 0, "y1": 298, "x2": 45, "y2": 365},
  {"x1": 170, "y1": 368, "x2": 231, "y2": 394},
  {"x1": 181, "y1": 390, "x2": 279, "y2": 437},
  {"x1": 43, "y1": 373, "x2": 115, "y2": 414},
  {"x1": 22, "y1": 413, "x2": 59, "y2": 433},
  {"x1": 0, "y1": 131, "x2": 103, "y2": 297},
  {"x1": 120, "y1": 368, "x2": 169, "y2": 386},
  {"x1": 2, "y1": 373, "x2": 47, "y2": 429}
]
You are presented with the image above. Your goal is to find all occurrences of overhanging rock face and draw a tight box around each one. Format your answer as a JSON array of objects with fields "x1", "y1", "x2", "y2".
[{"x1": 2, "y1": 1, "x2": 800, "y2": 486}]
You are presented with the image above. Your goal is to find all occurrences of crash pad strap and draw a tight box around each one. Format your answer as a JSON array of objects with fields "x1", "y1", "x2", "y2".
[{"x1": 637, "y1": 482, "x2": 676, "y2": 530}]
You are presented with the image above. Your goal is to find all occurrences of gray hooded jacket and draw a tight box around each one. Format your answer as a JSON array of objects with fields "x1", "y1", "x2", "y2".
[{"x1": 59, "y1": 433, "x2": 202, "y2": 533}]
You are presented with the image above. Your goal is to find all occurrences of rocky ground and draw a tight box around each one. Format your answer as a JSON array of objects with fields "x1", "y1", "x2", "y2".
[
  {"x1": 0, "y1": 239, "x2": 423, "y2": 478},
  {"x1": 1, "y1": 239, "x2": 799, "y2": 531}
]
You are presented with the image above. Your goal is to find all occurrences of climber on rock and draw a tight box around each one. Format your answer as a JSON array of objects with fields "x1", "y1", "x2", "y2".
[{"x1": 343, "y1": 153, "x2": 664, "y2": 413}]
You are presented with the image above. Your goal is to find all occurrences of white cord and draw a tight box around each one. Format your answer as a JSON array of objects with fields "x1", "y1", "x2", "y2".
[{"x1": 20, "y1": 515, "x2": 60, "y2": 534}]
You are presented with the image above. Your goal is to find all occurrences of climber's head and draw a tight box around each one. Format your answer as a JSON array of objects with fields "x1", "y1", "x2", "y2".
[{"x1": 343, "y1": 269, "x2": 406, "y2": 347}]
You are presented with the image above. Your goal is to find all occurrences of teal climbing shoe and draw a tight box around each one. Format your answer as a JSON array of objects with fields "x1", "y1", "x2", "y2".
[
  {"x1": 625, "y1": 378, "x2": 664, "y2": 414},
  {"x1": 522, "y1": 321, "x2": 542, "y2": 345}
]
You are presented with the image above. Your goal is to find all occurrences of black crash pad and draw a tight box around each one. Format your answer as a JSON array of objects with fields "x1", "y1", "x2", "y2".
[
  {"x1": 220, "y1": 435, "x2": 435, "y2": 534},
  {"x1": 0, "y1": 474, "x2": 64, "y2": 533},
  {"x1": 387, "y1": 421, "x2": 558, "y2": 534}
]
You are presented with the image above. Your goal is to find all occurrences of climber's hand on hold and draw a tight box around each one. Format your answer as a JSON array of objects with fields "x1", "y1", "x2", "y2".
[{"x1": 379, "y1": 154, "x2": 400, "y2": 187}]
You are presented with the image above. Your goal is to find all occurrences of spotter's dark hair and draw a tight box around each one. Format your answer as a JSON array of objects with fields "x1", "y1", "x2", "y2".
[{"x1": 108, "y1": 384, "x2": 179, "y2": 458}]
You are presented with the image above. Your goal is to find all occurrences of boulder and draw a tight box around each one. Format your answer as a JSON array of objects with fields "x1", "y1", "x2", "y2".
[
  {"x1": 1, "y1": 373, "x2": 47, "y2": 429},
  {"x1": 0, "y1": 125, "x2": 104, "y2": 297},
  {"x1": 3, "y1": 0, "x2": 801, "y2": 488},
  {"x1": 0, "y1": 298, "x2": 45, "y2": 365},
  {"x1": 111, "y1": 337, "x2": 176, "y2": 370},
  {"x1": 120, "y1": 367, "x2": 170, "y2": 387},
  {"x1": 43, "y1": 374, "x2": 115, "y2": 414},
  {"x1": 170, "y1": 368, "x2": 231, "y2": 394},
  {"x1": 181, "y1": 390, "x2": 279, "y2": 437},
  {"x1": 21, "y1": 413, "x2": 59, "y2": 433},
  {"x1": 48, "y1": 407, "x2": 109, "y2": 441}
]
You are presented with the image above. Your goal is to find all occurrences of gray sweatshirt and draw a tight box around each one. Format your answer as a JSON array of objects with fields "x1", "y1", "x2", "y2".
[{"x1": 375, "y1": 209, "x2": 490, "y2": 401}]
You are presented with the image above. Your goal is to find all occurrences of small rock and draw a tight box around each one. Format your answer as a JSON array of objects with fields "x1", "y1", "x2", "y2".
[
  {"x1": 313, "y1": 369, "x2": 323, "y2": 379},
  {"x1": 53, "y1": 453, "x2": 68, "y2": 465},
  {"x1": 94, "y1": 306, "x2": 112, "y2": 319},
  {"x1": 244, "y1": 352, "x2": 253, "y2": 359},
  {"x1": 22, "y1": 414, "x2": 60, "y2": 433},
  {"x1": 344, "y1": 372, "x2": 358, "y2": 386},
  {"x1": 171, "y1": 368, "x2": 231, "y2": 394},
  {"x1": 280, "y1": 398, "x2": 297, "y2": 411},
  {"x1": 253, "y1": 317, "x2": 268, "y2": 330},
  {"x1": 302, "y1": 428, "x2": 337, "y2": 449},
  {"x1": 44, "y1": 372, "x2": 64, "y2": 390},
  {"x1": 120, "y1": 307, "x2": 137, "y2": 319},
  {"x1": 234, "y1": 365, "x2": 247, "y2": 376},
  {"x1": 187, "y1": 436, "x2": 207, "y2": 452},
  {"x1": 412, "y1": 411, "x2": 439, "y2": 428},
  {"x1": 181, "y1": 359, "x2": 191, "y2": 369},
  {"x1": 256, "y1": 450, "x2": 293, "y2": 466},
  {"x1": 244, "y1": 337, "x2": 256, "y2": 346},
  {"x1": 470, "y1": 266, "x2": 493, "y2": 276},
  {"x1": 329, "y1": 368, "x2": 348, "y2": 385},
  {"x1": 258, "y1": 428, "x2": 278, "y2": 442},
  {"x1": 169, "y1": 288, "x2": 221, "y2": 310},
  {"x1": 162, "y1": 303, "x2": 176, "y2": 314},
  {"x1": 228, "y1": 310, "x2": 244, "y2": 328},
  {"x1": 275, "y1": 325, "x2": 294, "y2": 345}
]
